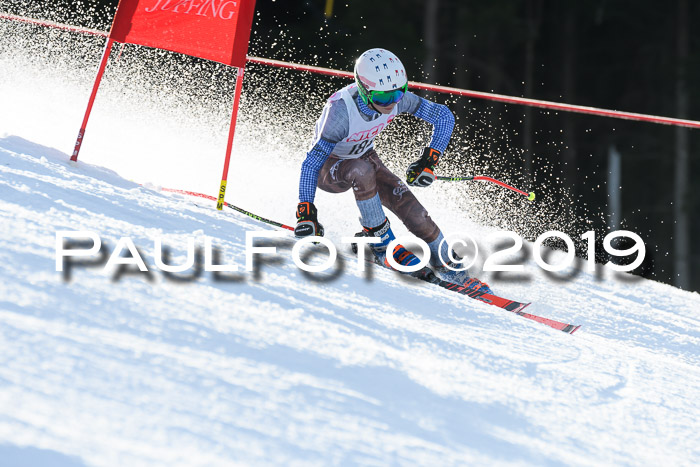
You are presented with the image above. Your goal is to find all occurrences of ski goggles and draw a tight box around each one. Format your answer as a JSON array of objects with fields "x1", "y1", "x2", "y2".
[{"x1": 369, "y1": 84, "x2": 408, "y2": 106}]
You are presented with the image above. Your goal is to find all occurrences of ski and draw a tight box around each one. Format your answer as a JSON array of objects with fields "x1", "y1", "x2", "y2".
[
  {"x1": 173, "y1": 195, "x2": 581, "y2": 335},
  {"x1": 411, "y1": 267, "x2": 581, "y2": 334},
  {"x1": 350, "y1": 239, "x2": 580, "y2": 334}
]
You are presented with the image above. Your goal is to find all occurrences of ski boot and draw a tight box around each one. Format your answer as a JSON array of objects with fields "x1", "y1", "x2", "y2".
[
  {"x1": 352, "y1": 218, "x2": 422, "y2": 272},
  {"x1": 434, "y1": 253, "x2": 493, "y2": 294}
]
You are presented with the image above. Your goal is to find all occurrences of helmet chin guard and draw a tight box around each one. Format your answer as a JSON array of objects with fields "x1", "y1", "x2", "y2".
[{"x1": 354, "y1": 48, "x2": 408, "y2": 106}]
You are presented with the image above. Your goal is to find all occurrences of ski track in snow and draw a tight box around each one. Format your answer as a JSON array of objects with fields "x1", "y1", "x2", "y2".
[{"x1": 1, "y1": 21, "x2": 700, "y2": 466}]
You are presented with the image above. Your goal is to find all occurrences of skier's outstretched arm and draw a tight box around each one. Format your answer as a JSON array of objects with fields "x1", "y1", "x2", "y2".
[
  {"x1": 295, "y1": 99, "x2": 347, "y2": 238},
  {"x1": 295, "y1": 138, "x2": 335, "y2": 238},
  {"x1": 400, "y1": 94, "x2": 456, "y2": 187}
]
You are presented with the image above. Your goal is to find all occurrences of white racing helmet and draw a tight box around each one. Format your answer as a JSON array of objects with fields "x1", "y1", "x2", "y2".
[{"x1": 354, "y1": 48, "x2": 408, "y2": 107}]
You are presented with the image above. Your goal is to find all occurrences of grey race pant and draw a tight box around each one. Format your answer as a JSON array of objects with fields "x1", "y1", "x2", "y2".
[{"x1": 316, "y1": 149, "x2": 440, "y2": 243}]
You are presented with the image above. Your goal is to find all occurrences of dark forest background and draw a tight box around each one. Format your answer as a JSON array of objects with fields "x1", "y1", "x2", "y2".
[{"x1": 3, "y1": 0, "x2": 699, "y2": 292}]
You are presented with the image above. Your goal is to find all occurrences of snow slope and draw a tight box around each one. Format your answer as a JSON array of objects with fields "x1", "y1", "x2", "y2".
[
  {"x1": 2, "y1": 135, "x2": 700, "y2": 467},
  {"x1": 1, "y1": 18, "x2": 700, "y2": 467}
]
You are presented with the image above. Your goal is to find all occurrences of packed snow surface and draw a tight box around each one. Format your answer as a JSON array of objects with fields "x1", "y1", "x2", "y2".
[{"x1": 1, "y1": 18, "x2": 700, "y2": 467}]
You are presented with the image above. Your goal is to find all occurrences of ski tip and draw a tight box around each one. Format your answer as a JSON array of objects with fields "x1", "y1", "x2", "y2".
[{"x1": 568, "y1": 325, "x2": 582, "y2": 334}]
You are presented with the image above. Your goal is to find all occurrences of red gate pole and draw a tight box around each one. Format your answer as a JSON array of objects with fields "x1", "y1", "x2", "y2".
[
  {"x1": 217, "y1": 66, "x2": 246, "y2": 210},
  {"x1": 71, "y1": 38, "x2": 115, "y2": 162}
]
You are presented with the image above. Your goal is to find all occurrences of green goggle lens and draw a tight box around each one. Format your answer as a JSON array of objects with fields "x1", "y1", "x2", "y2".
[{"x1": 369, "y1": 84, "x2": 408, "y2": 106}]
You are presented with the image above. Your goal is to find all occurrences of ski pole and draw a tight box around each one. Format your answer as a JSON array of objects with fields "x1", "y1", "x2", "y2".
[
  {"x1": 224, "y1": 202, "x2": 295, "y2": 231},
  {"x1": 436, "y1": 175, "x2": 536, "y2": 201},
  {"x1": 160, "y1": 187, "x2": 295, "y2": 231}
]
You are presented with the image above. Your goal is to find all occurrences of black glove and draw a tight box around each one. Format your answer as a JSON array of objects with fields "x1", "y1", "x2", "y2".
[
  {"x1": 406, "y1": 147, "x2": 440, "y2": 187},
  {"x1": 294, "y1": 202, "x2": 324, "y2": 238}
]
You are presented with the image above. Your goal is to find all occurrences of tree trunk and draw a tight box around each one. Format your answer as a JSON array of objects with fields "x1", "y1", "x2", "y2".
[
  {"x1": 455, "y1": 5, "x2": 470, "y2": 91},
  {"x1": 523, "y1": 0, "x2": 542, "y2": 182},
  {"x1": 423, "y1": 0, "x2": 440, "y2": 86},
  {"x1": 674, "y1": 0, "x2": 690, "y2": 289},
  {"x1": 562, "y1": 3, "x2": 577, "y2": 195}
]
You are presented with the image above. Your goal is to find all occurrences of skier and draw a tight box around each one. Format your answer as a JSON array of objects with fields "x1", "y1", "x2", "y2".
[{"x1": 294, "y1": 48, "x2": 491, "y2": 293}]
